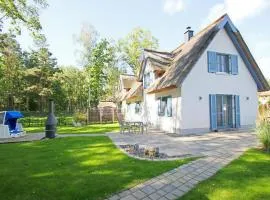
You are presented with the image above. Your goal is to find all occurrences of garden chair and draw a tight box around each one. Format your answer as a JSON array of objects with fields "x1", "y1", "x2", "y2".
[{"x1": 116, "y1": 112, "x2": 131, "y2": 134}]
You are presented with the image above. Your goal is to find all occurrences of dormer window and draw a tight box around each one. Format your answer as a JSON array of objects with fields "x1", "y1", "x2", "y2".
[{"x1": 144, "y1": 72, "x2": 154, "y2": 89}]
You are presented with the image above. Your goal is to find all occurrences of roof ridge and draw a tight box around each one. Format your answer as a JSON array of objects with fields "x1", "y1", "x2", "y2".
[
  {"x1": 144, "y1": 48, "x2": 172, "y2": 55},
  {"x1": 171, "y1": 13, "x2": 228, "y2": 54}
]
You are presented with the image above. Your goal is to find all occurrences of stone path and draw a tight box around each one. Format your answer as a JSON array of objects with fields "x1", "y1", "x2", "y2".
[
  {"x1": 0, "y1": 132, "x2": 107, "y2": 143},
  {"x1": 0, "y1": 133, "x2": 45, "y2": 143},
  {"x1": 107, "y1": 132, "x2": 258, "y2": 200}
]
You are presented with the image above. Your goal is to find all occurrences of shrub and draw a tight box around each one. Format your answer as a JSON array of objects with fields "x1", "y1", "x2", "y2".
[
  {"x1": 73, "y1": 112, "x2": 87, "y2": 124},
  {"x1": 256, "y1": 120, "x2": 270, "y2": 152}
]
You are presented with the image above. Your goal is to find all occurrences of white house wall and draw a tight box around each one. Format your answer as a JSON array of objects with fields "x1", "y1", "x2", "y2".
[
  {"x1": 181, "y1": 28, "x2": 258, "y2": 134},
  {"x1": 143, "y1": 88, "x2": 181, "y2": 133}
]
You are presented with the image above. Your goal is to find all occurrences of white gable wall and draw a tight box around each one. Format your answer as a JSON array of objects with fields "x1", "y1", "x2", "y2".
[{"x1": 180, "y1": 28, "x2": 258, "y2": 134}]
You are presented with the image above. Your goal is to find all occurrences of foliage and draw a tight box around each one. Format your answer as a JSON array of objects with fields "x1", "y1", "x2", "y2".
[
  {"x1": 0, "y1": 0, "x2": 48, "y2": 35},
  {"x1": 256, "y1": 120, "x2": 270, "y2": 152},
  {"x1": 0, "y1": 137, "x2": 193, "y2": 200},
  {"x1": 118, "y1": 27, "x2": 159, "y2": 74},
  {"x1": 73, "y1": 111, "x2": 87, "y2": 124},
  {"x1": 56, "y1": 66, "x2": 88, "y2": 112},
  {"x1": 180, "y1": 149, "x2": 270, "y2": 200},
  {"x1": 19, "y1": 116, "x2": 73, "y2": 127},
  {"x1": 0, "y1": 19, "x2": 158, "y2": 112},
  {"x1": 0, "y1": 33, "x2": 25, "y2": 109},
  {"x1": 24, "y1": 123, "x2": 120, "y2": 134},
  {"x1": 73, "y1": 23, "x2": 98, "y2": 66},
  {"x1": 86, "y1": 39, "x2": 116, "y2": 107}
]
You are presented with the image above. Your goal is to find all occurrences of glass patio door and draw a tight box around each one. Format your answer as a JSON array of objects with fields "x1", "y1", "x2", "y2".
[{"x1": 216, "y1": 95, "x2": 234, "y2": 129}]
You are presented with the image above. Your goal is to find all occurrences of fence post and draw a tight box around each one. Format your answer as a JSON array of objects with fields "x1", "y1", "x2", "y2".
[
  {"x1": 87, "y1": 108, "x2": 90, "y2": 124},
  {"x1": 99, "y1": 108, "x2": 103, "y2": 124},
  {"x1": 112, "y1": 108, "x2": 115, "y2": 123}
]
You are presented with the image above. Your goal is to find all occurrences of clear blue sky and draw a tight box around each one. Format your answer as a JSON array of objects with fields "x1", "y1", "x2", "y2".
[{"x1": 17, "y1": 0, "x2": 270, "y2": 78}]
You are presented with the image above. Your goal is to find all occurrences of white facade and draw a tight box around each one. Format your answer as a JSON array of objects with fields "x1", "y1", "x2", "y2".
[
  {"x1": 181, "y1": 29, "x2": 258, "y2": 134},
  {"x1": 121, "y1": 27, "x2": 261, "y2": 135}
]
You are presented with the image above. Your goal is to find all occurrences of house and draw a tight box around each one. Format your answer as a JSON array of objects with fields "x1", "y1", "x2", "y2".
[{"x1": 119, "y1": 14, "x2": 269, "y2": 135}]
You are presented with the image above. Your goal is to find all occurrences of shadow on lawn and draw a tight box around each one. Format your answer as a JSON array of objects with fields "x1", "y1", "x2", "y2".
[{"x1": 0, "y1": 137, "x2": 191, "y2": 200}]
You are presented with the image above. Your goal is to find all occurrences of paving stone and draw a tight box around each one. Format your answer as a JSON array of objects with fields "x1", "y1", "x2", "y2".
[
  {"x1": 142, "y1": 197, "x2": 152, "y2": 200},
  {"x1": 121, "y1": 194, "x2": 137, "y2": 200},
  {"x1": 119, "y1": 190, "x2": 131, "y2": 198},
  {"x1": 149, "y1": 193, "x2": 161, "y2": 200},
  {"x1": 165, "y1": 193, "x2": 177, "y2": 200},
  {"x1": 108, "y1": 195, "x2": 120, "y2": 200},
  {"x1": 178, "y1": 185, "x2": 190, "y2": 193},
  {"x1": 171, "y1": 188, "x2": 185, "y2": 197},
  {"x1": 141, "y1": 186, "x2": 156, "y2": 195},
  {"x1": 132, "y1": 190, "x2": 147, "y2": 199},
  {"x1": 156, "y1": 190, "x2": 167, "y2": 197},
  {"x1": 158, "y1": 197, "x2": 168, "y2": 200},
  {"x1": 162, "y1": 184, "x2": 176, "y2": 193},
  {"x1": 151, "y1": 181, "x2": 166, "y2": 190}
]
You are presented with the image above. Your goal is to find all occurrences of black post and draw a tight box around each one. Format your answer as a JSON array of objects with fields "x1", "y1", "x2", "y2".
[{"x1": 45, "y1": 99, "x2": 57, "y2": 138}]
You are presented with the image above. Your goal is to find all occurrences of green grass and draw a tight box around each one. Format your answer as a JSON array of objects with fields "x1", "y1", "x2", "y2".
[
  {"x1": 24, "y1": 123, "x2": 119, "y2": 134},
  {"x1": 180, "y1": 149, "x2": 270, "y2": 200},
  {"x1": 0, "y1": 137, "x2": 193, "y2": 200}
]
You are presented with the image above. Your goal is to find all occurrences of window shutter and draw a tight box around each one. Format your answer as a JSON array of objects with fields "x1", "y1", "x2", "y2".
[
  {"x1": 158, "y1": 98, "x2": 161, "y2": 115},
  {"x1": 150, "y1": 72, "x2": 154, "y2": 84},
  {"x1": 235, "y1": 95, "x2": 240, "y2": 128},
  {"x1": 166, "y1": 96, "x2": 172, "y2": 117},
  {"x1": 230, "y1": 55, "x2": 238, "y2": 75},
  {"x1": 209, "y1": 94, "x2": 217, "y2": 130},
  {"x1": 207, "y1": 51, "x2": 217, "y2": 73}
]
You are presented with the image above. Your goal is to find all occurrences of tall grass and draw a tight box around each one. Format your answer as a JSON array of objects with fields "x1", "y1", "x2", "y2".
[{"x1": 256, "y1": 104, "x2": 270, "y2": 152}]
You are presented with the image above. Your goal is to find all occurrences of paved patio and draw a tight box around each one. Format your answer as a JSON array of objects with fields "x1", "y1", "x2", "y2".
[
  {"x1": 107, "y1": 131, "x2": 258, "y2": 200},
  {"x1": 108, "y1": 131, "x2": 258, "y2": 158}
]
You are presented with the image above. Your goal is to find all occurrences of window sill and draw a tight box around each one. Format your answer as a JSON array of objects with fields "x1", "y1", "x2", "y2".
[{"x1": 215, "y1": 72, "x2": 230, "y2": 75}]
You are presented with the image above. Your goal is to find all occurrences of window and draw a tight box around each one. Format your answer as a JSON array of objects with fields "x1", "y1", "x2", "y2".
[
  {"x1": 207, "y1": 51, "x2": 238, "y2": 75},
  {"x1": 135, "y1": 102, "x2": 141, "y2": 114},
  {"x1": 158, "y1": 96, "x2": 172, "y2": 117},
  {"x1": 144, "y1": 72, "x2": 153, "y2": 89},
  {"x1": 217, "y1": 53, "x2": 229, "y2": 73},
  {"x1": 127, "y1": 103, "x2": 130, "y2": 112}
]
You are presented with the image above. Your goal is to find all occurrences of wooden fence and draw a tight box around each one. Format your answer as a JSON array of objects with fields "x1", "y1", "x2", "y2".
[{"x1": 87, "y1": 107, "x2": 117, "y2": 124}]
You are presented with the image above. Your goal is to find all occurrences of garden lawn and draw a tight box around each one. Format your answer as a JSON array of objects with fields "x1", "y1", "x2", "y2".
[
  {"x1": 180, "y1": 149, "x2": 270, "y2": 200},
  {"x1": 0, "y1": 137, "x2": 193, "y2": 200},
  {"x1": 24, "y1": 123, "x2": 119, "y2": 134}
]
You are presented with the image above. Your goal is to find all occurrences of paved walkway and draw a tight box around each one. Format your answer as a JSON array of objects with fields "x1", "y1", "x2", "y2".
[
  {"x1": 107, "y1": 132, "x2": 258, "y2": 200},
  {"x1": 0, "y1": 132, "x2": 106, "y2": 143}
]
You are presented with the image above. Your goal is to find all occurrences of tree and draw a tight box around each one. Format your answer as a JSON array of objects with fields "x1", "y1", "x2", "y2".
[
  {"x1": 86, "y1": 39, "x2": 115, "y2": 107},
  {"x1": 0, "y1": 33, "x2": 25, "y2": 109},
  {"x1": 118, "y1": 27, "x2": 159, "y2": 74},
  {"x1": 57, "y1": 66, "x2": 88, "y2": 112},
  {"x1": 23, "y1": 37, "x2": 58, "y2": 111},
  {"x1": 0, "y1": 0, "x2": 48, "y2": 35},
  {"x1": 73, "y1": 23, "x2": 99, "y2": 66}
]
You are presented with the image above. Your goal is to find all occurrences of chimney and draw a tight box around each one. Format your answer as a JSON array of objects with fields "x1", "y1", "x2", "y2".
[{"x1": 184, "y1": 26, "x2": 193, "y2": 42}]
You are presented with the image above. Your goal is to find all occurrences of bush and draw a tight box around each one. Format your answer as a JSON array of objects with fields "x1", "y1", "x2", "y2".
[
  {"x1": 73, "y1": 112, "x2": 87, "y2": 124},
  {"x1": 256, "y1": 120, "x2": 270, "y2": 152}
]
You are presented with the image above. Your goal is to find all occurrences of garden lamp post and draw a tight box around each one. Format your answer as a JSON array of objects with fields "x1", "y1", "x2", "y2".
[{"x1": 45, "y1": 99, "x2": 57, "y2": 138}]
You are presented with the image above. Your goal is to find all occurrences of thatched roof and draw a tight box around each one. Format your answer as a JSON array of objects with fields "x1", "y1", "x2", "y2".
[
  {"x1": 98, "y1": 101, "x2": 116, "y2": 108},
  {"x1": 120, "y1": 74, "x2": 137, "y2": 89},
  {"x1": 120, "y1": 14, "x2": 269, "y2": 101},
  {"x1": 126, "y1": 82, "x2": 143, "y2": 100},
  {"x1": 141, "y1": 14, "x2": 269, "y2": 93},
  {"x1": 258, "y1": 91, "x2": 270, "y2": 97}
]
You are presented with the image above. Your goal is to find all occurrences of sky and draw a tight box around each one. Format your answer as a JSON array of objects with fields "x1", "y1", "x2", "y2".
[{"x1": 17, "y1": 0, "x2": 270, "y2": 78}]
